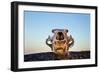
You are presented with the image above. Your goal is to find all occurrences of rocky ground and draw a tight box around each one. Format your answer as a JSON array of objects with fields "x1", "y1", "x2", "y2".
[{"x1": 24, "y1": 51, "x2": 90, "y2": 62}]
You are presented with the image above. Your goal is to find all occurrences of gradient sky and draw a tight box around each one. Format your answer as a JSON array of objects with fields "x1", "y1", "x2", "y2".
[{"x1": 24, "y1": 11, "x2": 90, "y2": 55}]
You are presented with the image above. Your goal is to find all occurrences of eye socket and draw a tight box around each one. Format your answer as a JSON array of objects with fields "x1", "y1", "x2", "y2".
[
  {"x1": 54, "y1": 42, "x2": 56, "y2": 45},
  {"x1": 63, "y1": 41, "x2": 66, "y2": 44}
]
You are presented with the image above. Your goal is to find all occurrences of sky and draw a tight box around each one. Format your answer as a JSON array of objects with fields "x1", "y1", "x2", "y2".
[{"x1": 24, "y1": 11, "x2": 90, "y2": 55}]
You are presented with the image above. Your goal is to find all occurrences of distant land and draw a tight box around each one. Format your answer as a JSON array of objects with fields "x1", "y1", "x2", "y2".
[{"x1": 24, "y1": 51, "x2": 90, "y2": 62}]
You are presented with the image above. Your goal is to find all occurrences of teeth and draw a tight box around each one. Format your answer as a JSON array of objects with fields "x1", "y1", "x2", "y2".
[
  {"x1": 56, "y1": 48, "x2": 62, "y2": 50},
  {"x1": 57, "y1": 50, "x2": 63, "y2": 52}
]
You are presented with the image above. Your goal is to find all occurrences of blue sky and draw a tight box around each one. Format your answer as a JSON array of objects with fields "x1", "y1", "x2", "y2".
[{"x1": 24, "y1": 11, "x2": 90, "y2": 54}]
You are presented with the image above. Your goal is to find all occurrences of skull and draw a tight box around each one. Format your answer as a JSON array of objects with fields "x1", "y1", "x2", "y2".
[{"x1": 46, "y1": 29, "x2": 74, "y2": 59}]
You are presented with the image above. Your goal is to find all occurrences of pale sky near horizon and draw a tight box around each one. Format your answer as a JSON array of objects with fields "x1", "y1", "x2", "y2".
[{"x1": 24, "y1": 11, "x2": 90, "y2": 55}]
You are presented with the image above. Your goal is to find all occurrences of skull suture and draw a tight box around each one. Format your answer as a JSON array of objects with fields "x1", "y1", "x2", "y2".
[{"x1": 46, "y1": 29, "x2": 74, "y2": 59}]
